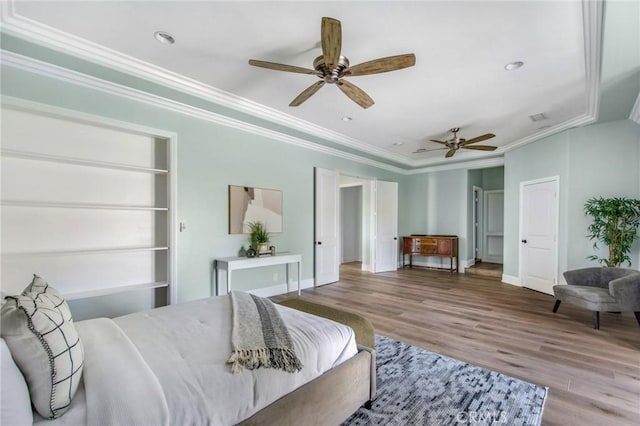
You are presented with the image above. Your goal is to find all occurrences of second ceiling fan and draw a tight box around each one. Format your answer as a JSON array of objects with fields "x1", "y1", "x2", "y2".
[
  {"x1": 248, "y1": 17, "x2": 416, "y2": 109},
  {"x1": 415, "y1": 128, "x2": 497, "y2": 158}
]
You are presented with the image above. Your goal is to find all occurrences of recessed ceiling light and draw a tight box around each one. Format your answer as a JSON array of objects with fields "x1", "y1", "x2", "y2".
[
  {"x1": 393, "y1": 142, "x2": 404, "y2": 146},
  {"x1": 504, "y1": 61, "x2": 524, "y2": 71},
  {"x1": 154, "y1": 31, "x2": 175, "y2": 45},
  {"x1": 341, "y1": 116, "x2": 352, "y2": 121}
]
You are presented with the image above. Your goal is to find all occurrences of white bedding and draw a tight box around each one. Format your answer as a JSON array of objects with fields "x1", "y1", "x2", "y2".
[{"x1": 33, "y1": 295, "x2": 358, "y2": 426}]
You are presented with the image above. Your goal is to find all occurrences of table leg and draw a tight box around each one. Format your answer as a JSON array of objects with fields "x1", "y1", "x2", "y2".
[
  {"x1": 297, "y1": 261, "x2": 301, "y2": 296},
  {"x1": 286, "y1": 263, "x2": 290, "y2": 293},
  {"x1": 227, "y1": 269, "x2": 231, "y2": 295}
]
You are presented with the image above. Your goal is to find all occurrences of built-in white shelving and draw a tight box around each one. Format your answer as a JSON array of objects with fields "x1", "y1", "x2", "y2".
[
  {"x1": 1, "y1": 103, "x2": 176, "y2": 306},
  {"x1": 1, "y1": 149, "x2": 169, "y2": 174},
  {"x1": 1, "y1": 200, "x2": 168, "y2": 211}
]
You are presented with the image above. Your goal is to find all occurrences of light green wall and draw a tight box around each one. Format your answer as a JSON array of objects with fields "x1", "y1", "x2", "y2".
[
  {"x1": 1, "y1": 63, "x2": 404, "y2": 306},
  {"x1": 503, "y1": 119, "x2": 640, "y2": 279},
  {"x1": 503, "y1": 133, "x2": 571, "y2": 278},
  {"x1": 404, "y1": 169, "x2": 470, "y2": 262},
  {"x1": 566, "y1": 120, "x2": 640, "y2": 268},
  {"x1": 482, "y1": 167, "x2": 504, "y2": 191}
]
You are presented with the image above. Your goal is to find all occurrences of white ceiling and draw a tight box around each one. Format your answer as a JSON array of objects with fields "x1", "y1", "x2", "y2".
[{"x1": 3, "y1": 1, "x2": 602, "y2": 170}]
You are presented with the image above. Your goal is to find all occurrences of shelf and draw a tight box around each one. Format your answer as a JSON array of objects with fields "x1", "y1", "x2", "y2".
[
  {"x1": 2, "y1": 246, "x2": 169, "y2": 257},
  {"x1": 1, "y1": 149, "x2": 169, "y2": 174},
  {"x1": 64, "y1": 281, "x2": 169, "y2": 301},
  {"x1": 1, "y1": 200, "x2": 168, "y2": 211}
]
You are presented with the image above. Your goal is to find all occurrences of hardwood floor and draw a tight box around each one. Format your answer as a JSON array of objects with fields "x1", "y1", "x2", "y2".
[{"x1": 273, "y1": 263, "x2": 640, "y2": 426}]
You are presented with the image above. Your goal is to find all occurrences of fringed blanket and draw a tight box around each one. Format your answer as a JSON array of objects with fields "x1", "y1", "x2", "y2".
[{"x1": 227, "y1": 291, "x2": 303, "y2": 374}]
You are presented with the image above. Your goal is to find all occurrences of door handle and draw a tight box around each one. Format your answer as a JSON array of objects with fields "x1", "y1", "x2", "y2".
[
  {"x1": 393, "y1": 237, "x2": 397, "y2": 240},
  {"x1": 317, "y1": 241, "x2": 322, "y2": 245},
  {"x1": 521, "y1": 239, "x2": 527, "y2": 244}
]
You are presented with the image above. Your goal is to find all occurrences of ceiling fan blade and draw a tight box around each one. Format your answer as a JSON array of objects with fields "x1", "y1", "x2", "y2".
[
  {"x1": 249, "y1": 59, "x2": 317, "y2": 75},
  {"x1": 345, "y1": 54, "x2": 416, "y2": 76},
  {"x1": 336, "y1": 80, "x2": 375, "y2": 109},
  {"x1": 461, "y1": 145, "x2": 497, "y2": 151},
  {"x1": 289, "y1": 81, "x2": 326, "y2": 107},
  {"x1": 429, "y1": 139, "x2": 449, "y2": 145},
  {"x1": 413, "y1": 147, "x2": 447, "y2": 154},
  {"x1": 461, "y1": 133, "x2": 496, "y2": 146},
  {"x1": 445, "y1": 149, "x2": 457, "y2": 158},
  {"x1": 321, "y1": 17, "x2": 342, "y2": 69}
]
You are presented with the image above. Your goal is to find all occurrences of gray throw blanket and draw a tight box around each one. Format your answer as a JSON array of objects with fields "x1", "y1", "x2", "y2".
[{"x1": 227, "y1": 291, "x2": 303, "y2": 374}]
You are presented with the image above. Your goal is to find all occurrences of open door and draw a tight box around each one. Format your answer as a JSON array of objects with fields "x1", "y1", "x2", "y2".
[
  {"x1": 314, "y1": 167, "x2": 340, "y2": 285},
  {"x1": 372, "y1": 180, "x2": 398, "y2": 272}
]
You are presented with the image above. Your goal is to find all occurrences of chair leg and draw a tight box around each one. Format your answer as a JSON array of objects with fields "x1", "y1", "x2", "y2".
[
  {"x1": 552, "y1": 300, "x2": 561, "y2": 313},
  {"x1": 634, "y1": 312, "x2": 640, "y2": 327},
  {"x1": 592, "y1": 311, "x2": 600, "y2": 330}
]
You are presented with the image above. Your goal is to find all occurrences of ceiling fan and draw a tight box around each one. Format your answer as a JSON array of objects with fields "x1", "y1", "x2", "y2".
[
  {"x1": 248, "y1": 17, "x2": 416, "y2": 109},
  {"x1": 415, "y1": 128, "x2": 497, "y2": 158}
]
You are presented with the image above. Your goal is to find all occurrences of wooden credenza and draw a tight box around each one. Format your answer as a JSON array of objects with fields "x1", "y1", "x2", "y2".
[{"x1": 402, "y1": 235, "x2": 459, "y2": 272}]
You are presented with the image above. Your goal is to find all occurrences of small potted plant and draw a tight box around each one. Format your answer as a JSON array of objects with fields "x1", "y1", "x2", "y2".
[{"x1": 247, "y1": 221, "x2": 270, "y2": 255}]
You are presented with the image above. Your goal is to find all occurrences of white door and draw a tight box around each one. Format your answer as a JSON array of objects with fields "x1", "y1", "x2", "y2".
[
  {"x1": 483, "y1": 190, "x2": 504, "y2": 263},
  {"x1": 314, "y1": 167, "x2": 340, "y2": 285},
  {"x1": 473, "y1": 186, "x2": 483, "y2": 263},
  {"x1": 520, "y1": 177, "x2": 559, "y2": 295},
  {"x1": 372, "y1": 180, "x2": 398, "y2": 273}
]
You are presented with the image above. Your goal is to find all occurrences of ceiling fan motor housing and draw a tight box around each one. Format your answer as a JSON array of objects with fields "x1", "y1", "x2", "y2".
[{"x1": 314, "y1": 55, "x2": 350, "y2": 83}]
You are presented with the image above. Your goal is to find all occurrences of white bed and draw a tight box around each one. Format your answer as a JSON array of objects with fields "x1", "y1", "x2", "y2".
[{"x1": 2, "y1": 292, "x2": 374, "y2": 426}]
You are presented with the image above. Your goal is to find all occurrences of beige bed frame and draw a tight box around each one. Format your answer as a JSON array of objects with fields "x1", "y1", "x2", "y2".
[{"x1": 239, "y1": 345, "x2": 376, "y2": 425}]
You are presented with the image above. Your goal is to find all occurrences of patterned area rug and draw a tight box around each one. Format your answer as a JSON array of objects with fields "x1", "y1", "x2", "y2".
[{"x1": 343, "y1": 335, "x2": 547, "y2": 426}]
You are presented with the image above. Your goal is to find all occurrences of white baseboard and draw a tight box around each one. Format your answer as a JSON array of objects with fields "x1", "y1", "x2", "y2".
[
  {"x1": 341, "y1": 256, "x2": 362, "y2": 263},
  {"x1": 247, "y1": 278, "x2": 314, "y2": 298},
  {"x1": 502, "y1": 274, "x2": 521, "y2": 286}
]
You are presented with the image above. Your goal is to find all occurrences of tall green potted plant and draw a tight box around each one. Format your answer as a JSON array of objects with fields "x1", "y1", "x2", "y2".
[
  {"x1": 584, "y1": 196, "x2": 640, "y2": 267},
  {"x1": 247, "y1": 221, "x2": 270, "y2": 254}
]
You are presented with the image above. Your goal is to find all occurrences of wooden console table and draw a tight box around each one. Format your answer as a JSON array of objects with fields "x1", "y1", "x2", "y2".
[
  {"x1": 402, "y1": 235, "x2": 459, "y2": 272},
  {"x1": 215, "y1": 253, "x2": 302, "y2": 296}
]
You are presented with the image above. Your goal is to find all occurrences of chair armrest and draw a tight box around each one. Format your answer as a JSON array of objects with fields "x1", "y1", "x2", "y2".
[
  {"x1": 609, "y1": 274, "x2": 640, "y2": 311},
  {"x1": 563, "y1": 267, "x2": 605, "y2": 288}
]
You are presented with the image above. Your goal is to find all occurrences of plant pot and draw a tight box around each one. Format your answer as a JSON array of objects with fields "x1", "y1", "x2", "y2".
[{"x1": 255, "y1": 243, "x2": 269, "y2": 255}]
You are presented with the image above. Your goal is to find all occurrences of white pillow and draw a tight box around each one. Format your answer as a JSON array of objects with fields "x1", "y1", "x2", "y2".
[
  {"x1": 1, "y1": 338, "x2": 33, "y2": 426},
  {"x1": 1, "y1": 275, "x2": 84, "y2": 419}
]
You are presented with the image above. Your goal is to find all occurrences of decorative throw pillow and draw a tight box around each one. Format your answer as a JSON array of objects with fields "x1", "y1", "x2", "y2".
[{"x1": 1, "y1": 275, "x2": 84, "y2": 419}]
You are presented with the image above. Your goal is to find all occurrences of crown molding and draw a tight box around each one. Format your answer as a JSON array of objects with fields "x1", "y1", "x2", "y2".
[
  {"x1": 0, "y1": 50, "x2": 406, "y2": 174},
  {"x1": 0, "y1": 0, "x2": 603, "y2": 172},
  {"x1": 405, "y1": 156, "x2": 505, "y2": 175},
  {"x1": 0, "y1": 1, "x2": 409, "y2": 166}
]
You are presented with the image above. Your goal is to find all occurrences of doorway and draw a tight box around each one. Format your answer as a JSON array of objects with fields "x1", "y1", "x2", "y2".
[
  {"x1": 314, "y1": 168, "x2": 398, "y2": 286},
  {"x1": 340, "y1": 185, "x2": 363, "y2": 265}
]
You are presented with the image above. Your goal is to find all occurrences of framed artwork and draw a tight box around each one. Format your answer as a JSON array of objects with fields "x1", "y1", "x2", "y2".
[{"x1": 228, "y1": 185, "x2": 283, "y2": 234}]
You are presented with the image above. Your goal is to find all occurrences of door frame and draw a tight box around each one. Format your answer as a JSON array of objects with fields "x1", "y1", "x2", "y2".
[
  {"x1": 518, "y1": 175, "x2": 559, "y2": 289},
  {"x1": 472, "y1": 185, "x2": 483, "y2": 264}
]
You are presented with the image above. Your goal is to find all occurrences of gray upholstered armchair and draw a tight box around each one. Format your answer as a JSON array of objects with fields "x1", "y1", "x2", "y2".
[{"x1": 552, "y1": 267, "x2": 640, "y2": 329}]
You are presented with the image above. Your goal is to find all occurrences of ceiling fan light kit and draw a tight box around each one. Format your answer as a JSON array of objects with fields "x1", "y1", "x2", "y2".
[{"x1": 248, "y1": 17, "x2": 416, "y2": 109}]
